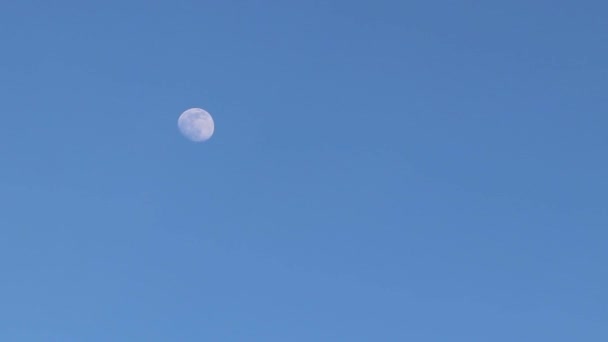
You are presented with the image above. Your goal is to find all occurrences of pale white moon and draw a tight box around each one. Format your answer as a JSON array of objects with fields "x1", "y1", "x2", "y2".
[{"x1": 177, "y1": 108, "x2": 214, "y2": 142}]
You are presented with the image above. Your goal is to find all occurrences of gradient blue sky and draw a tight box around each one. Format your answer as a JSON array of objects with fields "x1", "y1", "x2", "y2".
[{"x1": 1, "y1": 1, "x2": 607, "y2": 340}]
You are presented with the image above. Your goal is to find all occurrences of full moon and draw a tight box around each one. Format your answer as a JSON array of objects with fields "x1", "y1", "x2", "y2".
[{"x1": 177, "y1": 108, "x2": 215, "y2": 142}]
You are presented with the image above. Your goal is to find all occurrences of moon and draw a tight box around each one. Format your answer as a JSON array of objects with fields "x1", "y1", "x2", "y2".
[{"x1": 177, "y1": 108, "x2": 214, "y2": 142}]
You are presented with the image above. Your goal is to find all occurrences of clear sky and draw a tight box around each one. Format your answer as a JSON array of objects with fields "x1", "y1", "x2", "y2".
[{"x1": 1, "y1": 0, "x2": 606, "y2": 340}]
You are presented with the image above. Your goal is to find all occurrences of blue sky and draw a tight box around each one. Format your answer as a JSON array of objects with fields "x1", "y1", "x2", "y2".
[{"x1": 1, "y1": 0, "x2": 607, "y2": 340}]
